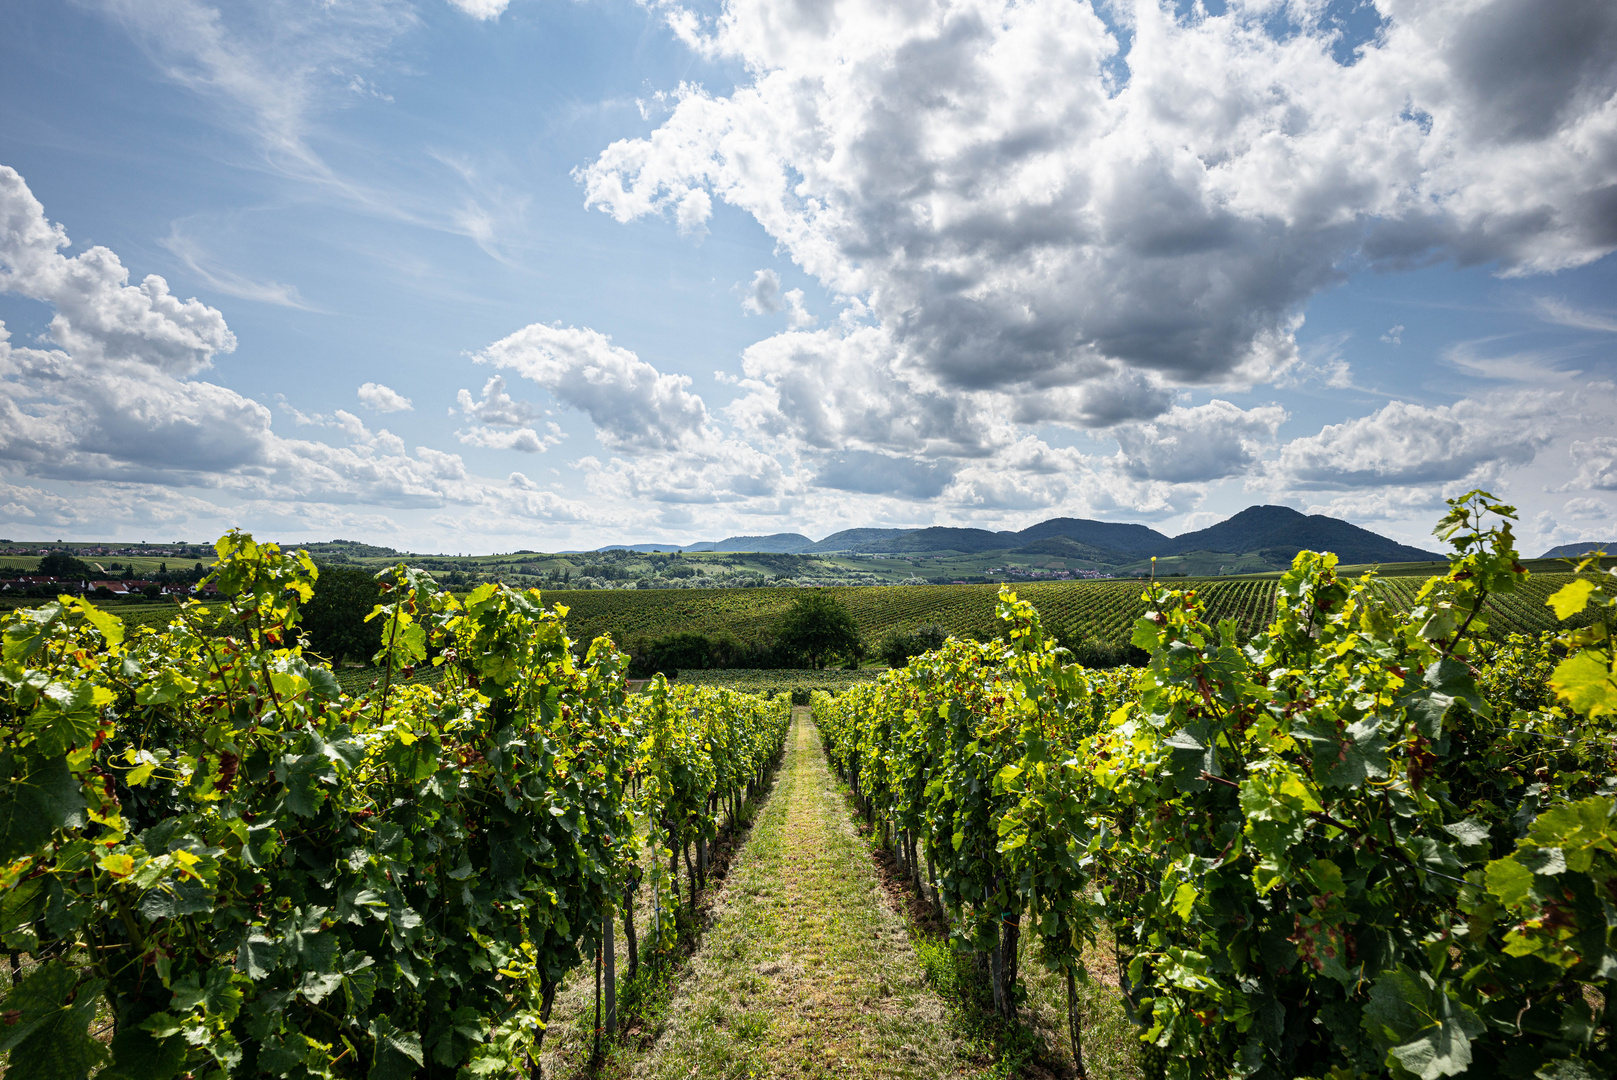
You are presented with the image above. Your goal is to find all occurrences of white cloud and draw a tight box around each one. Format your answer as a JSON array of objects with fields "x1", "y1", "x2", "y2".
[
  {"x1": 454, "y1": 375, "x2": 538, "y2": 426},
  {"x1": 0, "y1": 161, "x2": 610, "y2": 537},
  {"x1": 92, "y1": 0, "x2": 415, "y2": 183},
  {"x1": 1275, "y1": 392, "x2": 1560, "y2": 488},
  {"x1": 478, "y1": 322, "x2": 713, "y2": 451},
  {"x1": 161, "y1": 225, "x2": 312, "y2": 309},
  {"x1": 783, "y1": 288, "x2": 814, "y2": 329},
  {"x1": 457, "y1": 423, "x2": 564, "y2": 453},
  {"x1": 446, "y1": 0, "x2": 509, "y2": 20},
  {"x1": 741, "y1": 268, "x2": 782, "y2": 314},
  {"x1": 358, "y1": 381, "x2": 413, "y2": 412},
  {"x1": 1563, "y1": 496, "x2": 1612, "y2": 520},
  {"x1": 1534, "y1": 297, "x2": 1617, "y2": 333},
  {"x1": 582, "y1": 0, "x2": 1617, "y2": 434},
  {"x1": 1381, "y1": 325, "x2": 1404, "y2": 345},
  {"x1": 741, "y1": 268, "x2": 815, "y2": 327},
  {"x1": 1114, "y1": 400, "x2": 1288, "y2": 484},
  {"x1": 0, "y1": 166, "x2": 236, "y2": 375},
  {"x1": 1567, "y1": 436, "x2": 1617, "y2": 490}
]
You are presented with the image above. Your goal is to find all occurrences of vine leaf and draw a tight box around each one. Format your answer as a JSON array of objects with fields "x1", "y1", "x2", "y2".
[
  {"x1": 0, "y1": 962, "x2": 109, "y2": 1080},
  {"x1": 368, "y1": 1016, "x2": 424, "y2": 1080},
  {"x1": 1361, "y1": 966, "x2": 1483, "y2": 1080},
  {"x1": 0, "y1": 749, "x2": 86, "y2": 864}
]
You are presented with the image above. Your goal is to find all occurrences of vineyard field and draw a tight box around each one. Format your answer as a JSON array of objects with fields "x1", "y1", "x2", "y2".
[{"x1": 544, "y1": 571, "x2": 1589, "y2": 652}]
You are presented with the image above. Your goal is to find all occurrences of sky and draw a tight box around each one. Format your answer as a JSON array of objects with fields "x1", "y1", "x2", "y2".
[{"x1": 0, "y1": 0, "x2": 1614, "y2": 556}]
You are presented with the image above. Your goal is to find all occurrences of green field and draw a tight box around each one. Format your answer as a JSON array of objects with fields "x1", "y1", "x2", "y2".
[
  {"x1": 547, "y1": 571, "x2": 1591, "y2": 652},
  {"x1": 2, "y1": 565, "x2": 1592, "y2": 660}
]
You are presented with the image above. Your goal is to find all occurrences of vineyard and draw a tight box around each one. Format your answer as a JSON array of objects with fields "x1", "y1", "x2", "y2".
[
  {"x1": 4, "y1": 496, "x2": 1614, "y2": 1080},
  {"x1": 546, "y1": 570, "x2": 1590, "y2": 656},
  {"x1": 814, "y1": 494, "x2": 1617, "y2": 1079},
  {"x1": 0, "y1": 534, "x2": 789, "y2": 1080},
  {"x1": 670, "y1": 667, "x2": 884, "y2": 700}
]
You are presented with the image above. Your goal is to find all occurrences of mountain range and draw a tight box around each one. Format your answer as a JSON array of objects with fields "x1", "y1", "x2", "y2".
[
  {"x1": 591, "y1": 505, "x2": 1443, "y2": 567},
  {"x1": 1541, "y1": 541, "x2": 1614, "y2": 558}
]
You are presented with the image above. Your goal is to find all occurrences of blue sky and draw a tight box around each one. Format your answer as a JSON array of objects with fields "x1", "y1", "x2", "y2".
[{"x1": 1, "y1": 0, "x2": 1614, "y2": 555}]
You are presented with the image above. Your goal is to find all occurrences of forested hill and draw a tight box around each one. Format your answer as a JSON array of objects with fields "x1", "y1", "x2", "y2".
[
  {"x1": 1542, "y1": 541, "x2": 1614, "y2": 558},
  {"x1": 595, "y1": 504, "x2": 1441, "y2": 566}
]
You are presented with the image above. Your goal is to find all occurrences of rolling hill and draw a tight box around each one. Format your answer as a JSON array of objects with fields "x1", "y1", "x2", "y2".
[
  {"x1": 601, "y1": 504, "x2": 1441, "y2": 570},
  {"x1": 1542, "y1": 541, "x2": 1614, "y2": 558}
]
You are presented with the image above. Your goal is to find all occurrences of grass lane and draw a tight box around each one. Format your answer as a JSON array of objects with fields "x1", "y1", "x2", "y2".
[{"x1": 628, "y1": 710, "x2": 969, "y2": 1080}]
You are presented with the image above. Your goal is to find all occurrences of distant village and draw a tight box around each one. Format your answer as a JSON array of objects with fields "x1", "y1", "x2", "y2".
[{"x1": 0, "y1": 542, "x2": 216, "y2": 600}]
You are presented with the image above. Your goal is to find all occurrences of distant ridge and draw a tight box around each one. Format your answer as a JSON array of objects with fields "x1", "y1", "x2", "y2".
[
  {"x1": 686, "y1": 533, "x2": 814, "y2": 554},
  {"x1": 1154, "y1": 506, "x2": 1440, "y2": 565},
  {"x1": 806, "y1": 527, "x2": 913, "y2": 552},
  {"x1": 1541, "y1": 541, "x2": 1614, "y2": 558},
  {"x1": 600, "y1": 504, "x2": 1441, "y2": 567}
]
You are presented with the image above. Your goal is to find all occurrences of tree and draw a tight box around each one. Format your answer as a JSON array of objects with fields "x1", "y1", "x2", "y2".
[
  {"x1": 38, "y1": 550, "x2": 92, "y2": 579},
  {"x1": 775, "y1": 591, "x2": 863, "y2": 669},
  {"x1": 878, "y1": 623, "x2": 948, "y2": 669},
  {"x1": 300, "y1": 565, "x2": 383, "y2": 665}
]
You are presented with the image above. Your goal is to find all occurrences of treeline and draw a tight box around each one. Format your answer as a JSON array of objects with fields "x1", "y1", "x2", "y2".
[
  {"x1": 0, "y1": 533, "x2": 789, "y2": 1080},
  {"x1": 626, "y1": 591, "x2": 866, "y2": 676},
  {"x1": 626, "y1": 604, "x2": 1145, "y2": 678},
  {"x1": 816, "y1": 492, "x2": 1616, "y2": 1080}
]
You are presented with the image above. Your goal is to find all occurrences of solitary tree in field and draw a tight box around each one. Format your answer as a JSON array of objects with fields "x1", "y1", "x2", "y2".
[{"x1": 776, "y1": 591, "x2": 863, "y2": 669}]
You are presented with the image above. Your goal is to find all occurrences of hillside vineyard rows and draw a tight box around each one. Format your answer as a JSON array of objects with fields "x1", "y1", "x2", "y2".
[
  {"x1": 2, "y1": 492, "x2": 1615, "y2": 1080},
  {"x1": 544, "y1": 571, "x2": 1590, "y2": 652}
]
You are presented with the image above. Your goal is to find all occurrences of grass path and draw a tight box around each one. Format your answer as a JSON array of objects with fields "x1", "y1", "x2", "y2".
[{"x1": 628, "y1": 710, "x2": 970, "y2": 1080}]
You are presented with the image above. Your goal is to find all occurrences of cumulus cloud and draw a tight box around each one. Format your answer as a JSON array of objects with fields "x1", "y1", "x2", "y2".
[
  {"x1": 1275, "y1": 392, "x2": 1559, "y2": 488},
  {"x1": 1114, "y1": 400, "x2": 1288, "y2": 483},
  {"x1": 0, "y1": 161, "x2": 608, "y2": 536},
  {"x1": 478, "y1": 322, "x2": 713, "y2": 451},
  {"x1": 742, "y1": 268, "x2": 815, "y2": 328},
  {"x1": 1563, "y1": 496, "x2": 1612, "y2": 520},
  {"x1": 454, "y1": 375, "x2": 537, "y2": 427},
  {"x1": 581, "y1": 0, "x2": 1617, "y2": 445},
  {"x1": 812, "y1": 450, "x2": 956, "y2": 499},
  {"x1": 1567, "y1": 436, "x2": 1617, "y2": 490},
  {"x1": 741, "y1": 268, "x2": 782, "y2": 314},
  {"x1": 457, "y1": 425, "x2": 564, "y2": 453},
  {"x1": 0, "y1": 166, "x2": 236, "y2": 375},
  {"x1": 358, "y1": 381, "x2": 413, "y2": 412},
  {"x1": 453, "y1": 376, "x2": 565, "y2": 454},
  {"x1": 445, "y1": 0, "x2": 508, "y2": 19},
  {"x1": 1381, "y1": 325, "x2": 1404, "y2": 345}
]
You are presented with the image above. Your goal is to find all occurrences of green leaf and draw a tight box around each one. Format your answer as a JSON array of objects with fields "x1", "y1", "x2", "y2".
[
  {"x1": 31, "y1": 681, "x2": 112, "y2": 757},
  {"x1": 1442, "y1": 818, "x2": 1491, "y2": 859},
  {"x1": 368, "y1": 1016, "x2": 424, "y2": 1080},
  {"x1": 1550, "y1": 651, "x2": 1617, "y2": 718},
  {"x1": 1546, "y1": 579, "x2": 1597, "y2": 621},
  {"x1": 104, "y1": 1023, "x2": 187, "y2": 1080},
  {"x1": 1485, "y1": 857, "x2": 1535, "y2": 907},
  {"x1": 306, "y1": 665, "x2": 342, "y2": 700},
  {"x1": 2, "y1": 603, "x2": 65, "y2": 662},
  {"x1": 277, "y1": 753, "x2": 331, "y2": 818},
  {"x1": 0, "y1": 749, "x2": 87, "y2": 864},
  {"x1": 1131, "y1": 616, "x2": 1161, "y2": 652},
  {"x1": 0, "y1": 963, "x2": 109, "y2": 1079},
  {"x1": 76, "y1": 602, "x2": 125, "y2": 648},
  {"x1": 1362, "y1": 966, "x2": 1483, "y2": 1080},
  {"x1": 236, "y1": 934, "x2": 280, "y2": 980}
]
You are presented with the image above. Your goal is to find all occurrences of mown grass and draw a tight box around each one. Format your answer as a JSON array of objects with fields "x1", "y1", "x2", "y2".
[
  {"x1": 559, "y1": 711, "x2": 971, "y2": 1080},
  {"x1": 538, "y1": 737, "x2": 786, "y2": 1079}
]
